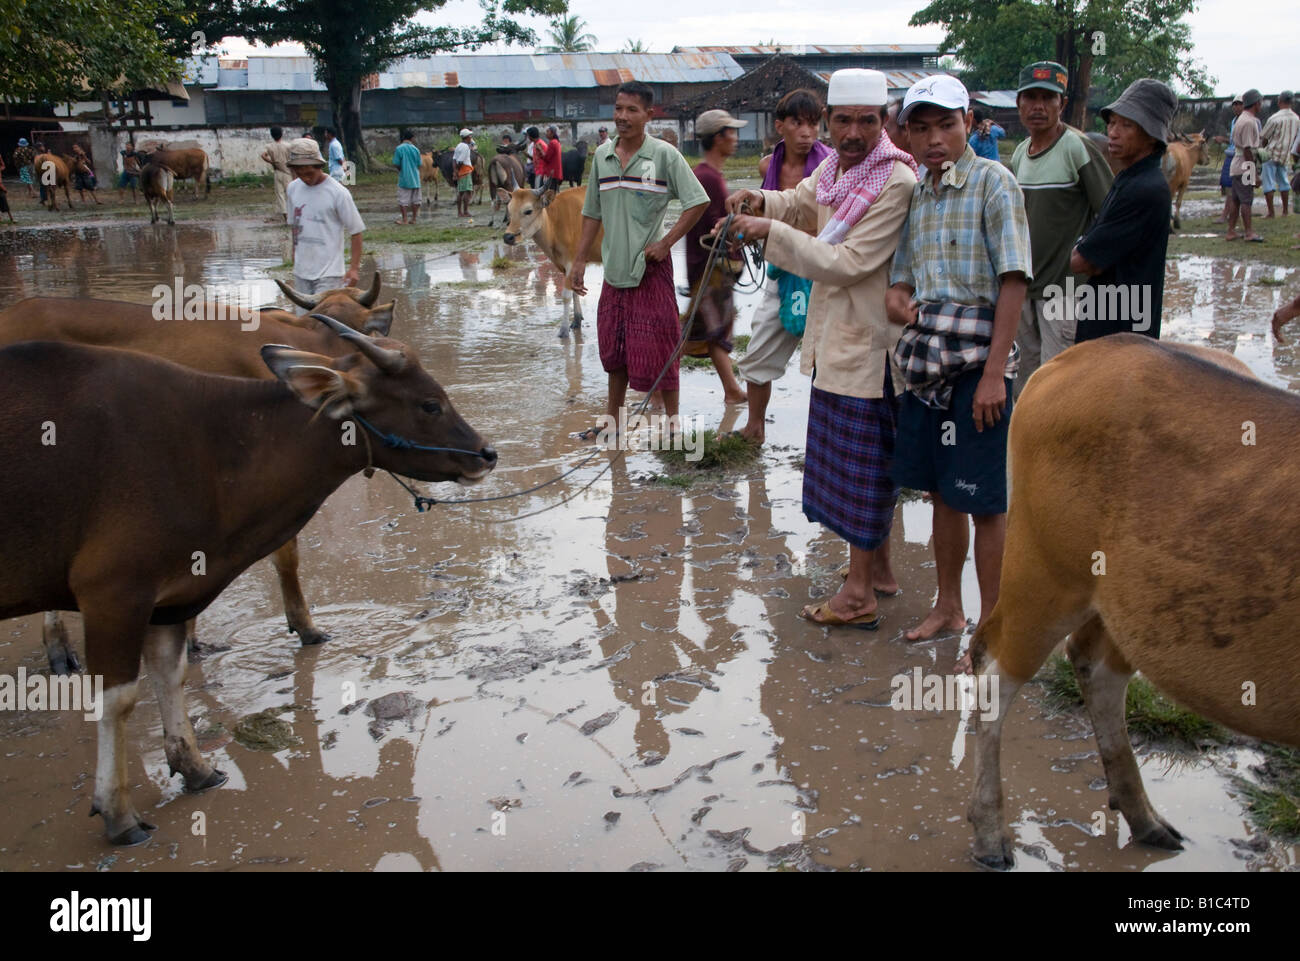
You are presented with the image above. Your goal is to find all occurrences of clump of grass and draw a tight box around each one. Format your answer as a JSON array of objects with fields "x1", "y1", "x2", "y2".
[
  {"x1": 647, "y1": 473, "x2": 694, "y2": 489},
  {"x1": 365, "y1": 224, "x2": 481, "y2": 246},
  {"x1": 1234, "y1": 744, "x2": 1300, "y2": 840},
  {"x1": 1037, "y1": 654, "x2": 1230, "y2": 748},
  {"x1": 218, "y1": 172, "x2": 272, "y2": 187},
  {"x1": 680, "y1": 332, "x2": 750, "y2": 370},
  {"x1": 1258, "y1": 275, "x2": 1286, "y2": 286},
  {"x1": 490, "y1": 254, "x2": 514, "y2": 270},
  {"x1": 654, "y1": 428, "x2": 760, "y2": 472}
]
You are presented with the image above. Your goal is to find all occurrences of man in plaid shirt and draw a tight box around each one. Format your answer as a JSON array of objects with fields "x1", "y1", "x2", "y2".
[{"x1": 885, "y1": 76, "x2": 1032, "y2": 648}]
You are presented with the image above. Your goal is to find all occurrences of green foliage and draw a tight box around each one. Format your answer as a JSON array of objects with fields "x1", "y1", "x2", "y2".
[
  {"x1": 1234, "y1": 744, "x2": 1300, "y2": 840},
  {"x1": 909, "y1": 0, "x2": 1213, "y2": 109},
  {"x1": 538, "y1": 14, "x2": 597, "y2": 52},
  {"x1": 654, "y1": 429, "x2": 761, "y2": 472},
  {"x1": 624, "y1": 38, "x2": 647, "y2": 53}
]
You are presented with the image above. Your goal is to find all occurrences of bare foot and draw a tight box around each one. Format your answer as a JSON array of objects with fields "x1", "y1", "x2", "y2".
[
  {"x1": 954, "y1": 649, "x2": 973, "y2": 674},
  {"x1": 737, "y1": 423, "x2": 765, "y2": 445},
  {"x1": 818, "y1": 587, "x2": 878, "y2": 623},
  {"x1": 874, "y1": 576, "x2": 901, "y2": 595},
  {"x1": 724, "y1": 389, "x2": 749, "y2": 405},
  {"x1": 905, "y1": 607, "x2": 967, "y2": 642}
]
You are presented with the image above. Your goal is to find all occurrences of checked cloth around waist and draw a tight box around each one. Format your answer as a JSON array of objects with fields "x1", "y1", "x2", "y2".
[{"x1": 893, "y1": 302, "x2": 1019, "y2": 410}]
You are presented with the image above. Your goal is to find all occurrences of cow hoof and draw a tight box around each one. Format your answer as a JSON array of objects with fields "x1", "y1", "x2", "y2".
[
  {"x1": 1135, "y1": 819, "x2": 1185, "y2": 851},
  {"x1": 109, "y1": 823, "x2": 155, "y2": 847},
  {"x1": 48, "y1": 652, "x2": 81, "y2": 677},
  {"x1": 296, "y1": 627, "x2": 332, "y2": 646},
  {"x1": 558, "y1": 327, "x2": 569, "y2": 339},
  {"x1": 970, "y1": 833, "x2": 1015, "y2": 870},
  {"x1": 183, "y1": 768, "x2": 229, "y2": 795},
  {"x1": 570, "y1": 319, "x2": 581, "y2": 330}
]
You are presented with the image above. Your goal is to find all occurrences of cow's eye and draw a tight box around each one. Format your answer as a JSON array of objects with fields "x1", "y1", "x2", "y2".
[
  {"x1": 523, "y1": 208, "x2": 533, "y2": 215},
  {"x1": 421, "y1": 400, "x2": 442, "y2": 416}
]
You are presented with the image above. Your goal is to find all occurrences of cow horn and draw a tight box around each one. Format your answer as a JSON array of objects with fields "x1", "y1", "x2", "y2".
[
  {"x1": 276, "y1": 278, "x2": 320, "y2": 310},
  {"x1": 308, "y1": 312, "x2": 406, "y2": 373},
  {"x1": 355, "y1": 272, "x2": 381, "y2": 307},
  {"x1": 531, "y1": 186, "x2": 544, "y2": 197}
]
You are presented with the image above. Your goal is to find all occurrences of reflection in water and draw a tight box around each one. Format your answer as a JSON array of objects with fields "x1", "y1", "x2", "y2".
[{"x1": 0, "y1": 220, "x2": 1294, "y2": 871}]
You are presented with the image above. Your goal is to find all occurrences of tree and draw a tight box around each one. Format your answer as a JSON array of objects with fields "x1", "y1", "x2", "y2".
[
  {"x1": 909, "y1": 0, "x2": 1213, "y2": 128},
  {"x1": 538, "y1": 15, "x2": 596, "y2": 52},
  {"x1": 0, "y1": 0, "x2": 227, "y2": 107},
  {"x1": 236, "y1": 0, "x2": 568, "y2": 172},
  {"x1": 624, "y1": 39, "x2": 647, "y2": 53}
]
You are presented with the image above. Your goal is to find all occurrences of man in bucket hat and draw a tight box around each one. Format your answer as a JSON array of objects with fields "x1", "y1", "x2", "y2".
[
  {"x1": 1069, "y1": 78, "x2": 1178, "y2": 339},
  {"x1": 285, "y1": 137, "x2": 366, "y2": 303}
]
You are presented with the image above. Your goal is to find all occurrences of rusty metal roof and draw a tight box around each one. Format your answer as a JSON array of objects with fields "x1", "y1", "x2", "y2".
[
  {"x1": 814, "y1": 68, "x2": 951, "y2": 92},
  {"x1": 367, "y1": 52, "x2": 742, "y2": 90},
  {"x1": 675, "y1": 44, "x2": 942, "y2": 56}
]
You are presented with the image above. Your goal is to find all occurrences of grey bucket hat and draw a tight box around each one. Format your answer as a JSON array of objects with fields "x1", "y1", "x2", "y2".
[{"x1": 1099, "y1": 78, "x2": 1178, "y2": 145}]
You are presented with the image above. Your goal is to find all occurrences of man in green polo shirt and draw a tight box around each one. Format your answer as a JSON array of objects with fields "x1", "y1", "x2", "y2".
[
  {"x1": 1008, "y1": 61, "x2": 1112, "y2": 396},
  {"x1": 569, "y1": 81, "x2": 710, "y2": 437}
]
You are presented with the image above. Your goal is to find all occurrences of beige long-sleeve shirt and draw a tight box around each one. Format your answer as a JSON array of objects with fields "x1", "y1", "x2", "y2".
[{"x1": 761, "y1": 157, "x2": 916, "y2": 399}]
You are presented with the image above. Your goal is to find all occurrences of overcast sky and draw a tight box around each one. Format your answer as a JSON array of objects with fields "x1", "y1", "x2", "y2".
[{"x1": 220, "y1": 0, "x2": 1295, "y2": 98}]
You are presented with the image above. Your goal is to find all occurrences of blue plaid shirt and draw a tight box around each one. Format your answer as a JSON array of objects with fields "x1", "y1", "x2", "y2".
[{"x1": 890, "y1": 145, "x2": 1033, "y2": 307}]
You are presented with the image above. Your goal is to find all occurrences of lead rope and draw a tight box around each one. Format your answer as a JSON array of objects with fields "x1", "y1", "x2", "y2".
[{"x1": 378, "y1": 212, "x2": 738, "y2": 520}]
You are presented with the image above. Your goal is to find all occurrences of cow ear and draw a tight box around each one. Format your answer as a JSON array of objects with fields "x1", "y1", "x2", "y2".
[
  {"x1": 540, "y1": 189, "x2": 557, "y2": 207},
  {"x1": 363, "y1": 302, "x2": 395, "y2": 337},
  {"x1": 496, "y1": 187, "x2": 512, "y2": 203},
  {"x1": 261, "y1": 345, "x2": 362, "y2": 417}
]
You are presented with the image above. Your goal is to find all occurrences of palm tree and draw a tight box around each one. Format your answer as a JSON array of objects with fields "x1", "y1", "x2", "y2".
[
  {"x1": 624, "y1": 39, "x2": 647, "y2": 53},
  {"x1": 539, "y1": 16, "x2": 598, "y2": 53}
]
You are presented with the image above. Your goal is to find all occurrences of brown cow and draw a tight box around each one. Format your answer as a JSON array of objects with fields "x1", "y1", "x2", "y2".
[
  {"x1": 138, "y1": 146, "x2": 209, "y2": 200},
  {"x1": 487, "y1": 153, "x2": 525, "y2": 226},
  {"x1": 140, "y1": 162, "x2": 174, "y2": 225},
  {"x1": 0, "y1": 275, "x2": 397, "y2": 675},
  {"x1": 1161, "y1": 130, "x2": 1209, "y2": 230},
  {"x1": 501, "y1": 185, "x2": 604, "y2": 337},
  {"x1": 33, "y1": 153, "x2": 74, "y2": 211},
  {"x1": 966, "y1": 335, "x2": 1297, "y2": 870},
  {"x1": 0, "y1": 323, "x2": 494, "y2": 844}
]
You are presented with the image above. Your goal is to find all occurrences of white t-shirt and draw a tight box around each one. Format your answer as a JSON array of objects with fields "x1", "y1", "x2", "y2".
[
  {"x1": 452, "y1": 141, "x2": 472, "y2": 167},
  {"x1": 286, "y1": 175, "x2": 366, "y2": 280}
]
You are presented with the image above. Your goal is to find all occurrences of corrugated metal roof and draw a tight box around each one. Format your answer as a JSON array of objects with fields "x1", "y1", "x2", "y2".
[
  {"x1": 214, "y1": 52, "x2": 744, "y2": 94},
  {"x1": 970, "y1": 90, "x2": 1019, "y2": 109},
  {"x1": 676, "y1": 44, "x2": 942, "y2": 56},
  {"x1": 815, "y1": 68, "x2": 949, "y2": 91}
]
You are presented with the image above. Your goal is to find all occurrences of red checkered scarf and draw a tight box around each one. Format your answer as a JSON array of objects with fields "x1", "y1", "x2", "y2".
[{"x1": 814, "y1": 132, "x2": 918, "y2": 245}]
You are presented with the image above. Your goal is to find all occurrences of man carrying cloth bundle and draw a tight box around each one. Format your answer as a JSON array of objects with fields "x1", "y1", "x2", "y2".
[
  {"x1": 886, "y1": 75, "x2": 1032, "y2": 649},
  {"x1": 734, "y1": 89, "x2": 835, "y2": 444},
  {"x1": 726, "y1": 68, "x2": 919, "y2": 628}
]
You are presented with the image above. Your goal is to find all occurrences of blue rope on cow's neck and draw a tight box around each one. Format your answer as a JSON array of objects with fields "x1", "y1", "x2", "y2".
[{"x1": 351, "y1": 414, "x2": 488, "y2": 458}]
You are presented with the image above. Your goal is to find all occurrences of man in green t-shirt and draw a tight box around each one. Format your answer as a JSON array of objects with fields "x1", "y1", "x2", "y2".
[
  {"x1": 392, "y1": 128, "x2": 424, "y2": 224},
  {"x1": 1008, "y1": 60, "x2": 1113, "y2": 397},
  {"x1": 569, "y1": 81, "x2": 709, "y2": 436}
]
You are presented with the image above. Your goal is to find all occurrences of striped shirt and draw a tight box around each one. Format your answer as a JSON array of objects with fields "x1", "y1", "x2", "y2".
[
  {"x1": 890, "y1": 145, "x2": 1033, "y2": 308},
  {"x1": 581, "y1": 135, "x2": 708, "y2": 288}
]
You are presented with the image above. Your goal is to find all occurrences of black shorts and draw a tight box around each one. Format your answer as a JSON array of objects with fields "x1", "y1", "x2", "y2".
[{"x1": 893, "y1": 366, "x2": 1013, "y2": 516}]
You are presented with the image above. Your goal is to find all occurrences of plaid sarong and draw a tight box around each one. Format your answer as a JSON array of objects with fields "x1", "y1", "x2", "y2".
[
  {"x1": 802, "y1": 373, "x2": 899, "y2": 552},
  {"x1": 893, "y1": 302, "x2": 1018, "y2": 410}
]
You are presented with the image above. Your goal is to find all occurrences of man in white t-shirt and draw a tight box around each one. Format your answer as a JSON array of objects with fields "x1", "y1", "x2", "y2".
[
  {"x1": 285, "y1": 138, "x2": 366, "y2": 301},
  {"x1": 452, "y1": 128, "x2": 474, "y2": 220}
]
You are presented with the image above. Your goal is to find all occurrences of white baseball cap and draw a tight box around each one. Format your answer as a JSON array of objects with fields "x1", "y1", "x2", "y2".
[
  {"x1": 827, "y1": 68, "x2": 888, "y2": 107},
  {"x1": 899, "y1": 75, "x2": 971, "y2": 125},
  {"x1": 459, "y1": 128, "x2": 473, "y2": 137}
]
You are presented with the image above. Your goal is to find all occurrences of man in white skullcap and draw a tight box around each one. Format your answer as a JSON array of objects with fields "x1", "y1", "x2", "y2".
[{"x1": 725, "y1": 68, "x2": 919, "y2": 629}]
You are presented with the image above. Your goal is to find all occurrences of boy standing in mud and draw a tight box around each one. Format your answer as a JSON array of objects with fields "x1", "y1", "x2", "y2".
[{"x1": 885, "y1": 76, "x2": 1031, "y2": 653}]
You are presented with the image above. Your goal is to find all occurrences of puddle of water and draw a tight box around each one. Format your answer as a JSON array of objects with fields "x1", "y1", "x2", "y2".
[{"x1": 0, "y1": 215, "x2": 1295, "y2": 872}]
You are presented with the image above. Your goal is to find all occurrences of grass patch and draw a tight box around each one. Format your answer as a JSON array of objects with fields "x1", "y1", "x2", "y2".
[
  {"x1": 646, "y1": 473, "x2": 694, "y2": 489},
  {"x1": 654, "y1": 428, "x2": 761, "y2": 472},
  {"x1": 218, "y1": 172, "x2": 272, "y2": 188},
  {"x1": 362, "y1": 223, "x2": 484, "y2": 247},
  {"x1": 1038, "y1": 654, "x2": 1230, "y2": 748},
  {"x1": 1234, "y1": 744, "x2": 1300, "y2": 840},
  {"x1": 490, "y1": 254, "x2": 514, "y2": 270},
  {"x1": 1168, "y1": 213, "x2": 1300, "y2": 269},
  {"x1": 681, "y1": 332, "x2": 750, "y2": 370},
  {"x1": 1258, "y1": 274, "x2": 1287, "y2": 286},
  {"x1": 440, "y1": 279, "x2": 496, "y2": 290}
]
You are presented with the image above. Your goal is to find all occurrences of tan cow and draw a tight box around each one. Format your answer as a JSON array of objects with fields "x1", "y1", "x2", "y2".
[
  {"x1": 966, "y1": 335, "x2": 1297, "y2": 870},
  {"x1": 140, "y1": 162, "x2": 174, "y2": 225},
  {"x1": 1161, "y1": 130, "x2": 1209, "y2": 230},
  {"x1": 33, "y1": 153, "x2": 74, "y2": 211},
  {"x1": 0, "y1": 276, "x2": 397, "y2": 675},
  {"x1": 500, "y1": 185, "x2": 604, "y2": 337},
  {"x1": 138, "y1": 146, "x2": 209, "y2": 200}
]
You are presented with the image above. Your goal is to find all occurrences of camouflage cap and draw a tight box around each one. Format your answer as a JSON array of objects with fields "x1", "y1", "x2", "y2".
[{"x1": 1017, "y1": 61, "x2": 1069, "y2": 96}]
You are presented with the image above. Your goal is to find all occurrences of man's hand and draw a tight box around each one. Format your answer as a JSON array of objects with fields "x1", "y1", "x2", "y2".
[
  {"x1": 885, "y1": 285, "x2": 919, "y2": 326},
  {"x1": 344, "y1": 268, "x2": 360, "y2": 288},
  {"x1": 972, "y1": 370, "x2": 1006, "y2": 433},
  {"x1": 568, "y1": 260, "x2": 587, "y2": 296},
  {"x1": 644, "y1": 238, "x2": 672, "y2": 263},
  {"x1": 1069, "y1": 245, "x2": 1100, "y2": 277},
  {"x1": 726, "y1": 214, "x2": 771, "y2": 243},
  {"x1": 725, "y1": 189, "x2": 764, "y2": 215}
]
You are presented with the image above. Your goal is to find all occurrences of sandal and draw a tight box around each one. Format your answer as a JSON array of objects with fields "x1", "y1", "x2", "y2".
[
  {"x1": 799, "y1": 600, "x2": 880, "y2": 630},
  {"x1": 836, "y1": 563, "x2": 902, "y2": 596}
]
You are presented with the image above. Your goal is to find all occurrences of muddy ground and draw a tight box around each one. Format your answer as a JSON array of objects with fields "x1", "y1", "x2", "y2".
[{"x1": 0, "y1": 165, "x2": 1296, "y2": 872}]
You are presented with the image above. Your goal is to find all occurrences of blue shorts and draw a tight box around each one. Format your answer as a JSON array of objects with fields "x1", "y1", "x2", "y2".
[
  {"x1": 893, "y1": 367, "x2": 1013, "y2": 516},
  {"x1": 1219, "y1": 154, "x2": 1233, "y2": 189},
  {"x1": 1262, "y1": 161, "x2": 1291, "y2": 193}
]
